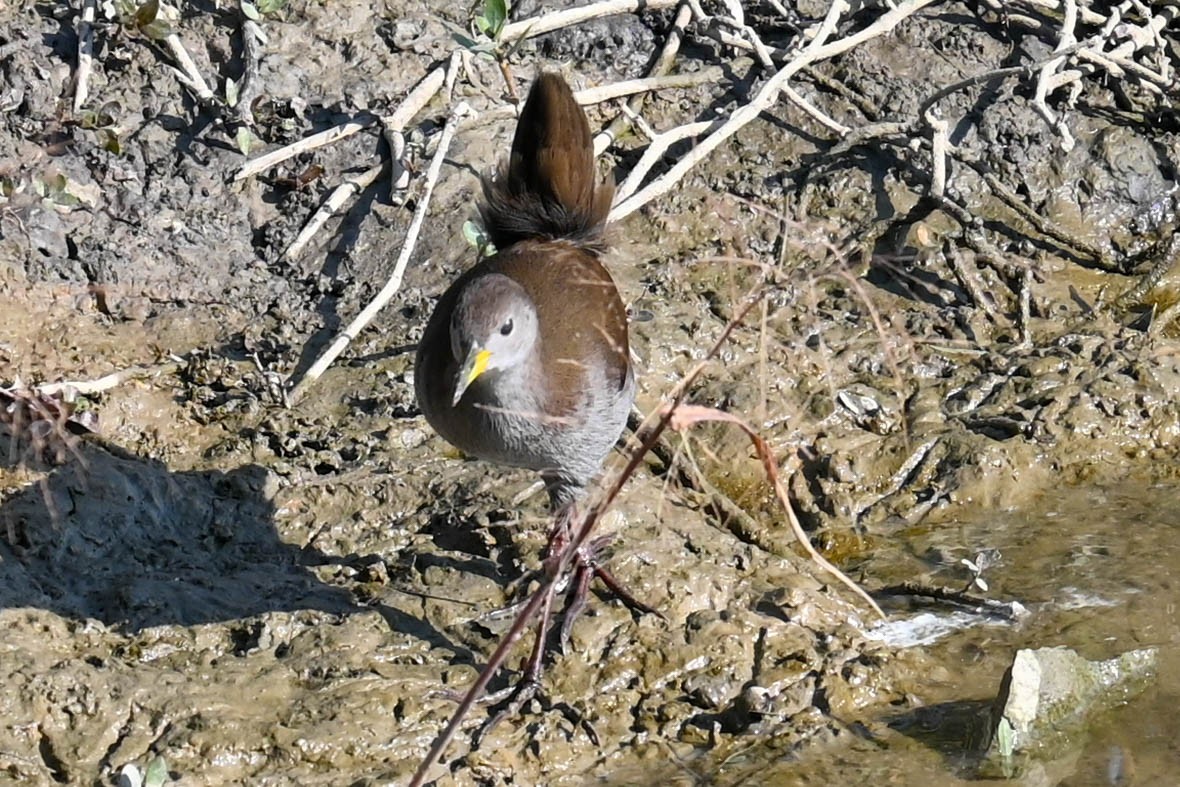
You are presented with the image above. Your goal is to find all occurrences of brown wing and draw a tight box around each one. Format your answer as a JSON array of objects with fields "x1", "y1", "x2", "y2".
[{"x1": 489, "y1": 241, "x2": 630, "y2": 418}]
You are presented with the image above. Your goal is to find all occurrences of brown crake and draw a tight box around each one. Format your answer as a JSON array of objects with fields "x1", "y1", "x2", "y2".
[{"x1": 414, "y1": 73, "x2": 632, "y2": 508}]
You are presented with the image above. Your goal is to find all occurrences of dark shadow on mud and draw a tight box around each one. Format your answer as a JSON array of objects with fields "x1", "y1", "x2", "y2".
[
  {"x1": 0, "y1": 436, "x2": 357, "y2": 632},
  {"x1": 887, "y1": 698, "x2": 995, "y2": 772}
]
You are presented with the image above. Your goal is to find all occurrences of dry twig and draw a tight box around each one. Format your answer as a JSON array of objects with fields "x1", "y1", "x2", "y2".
[
  {"x1": 386, "y1": 52, "x2": 462, "y2": 193},
  {"x1": 1111, "y1": 231, "x2": 1180, "y2": 310},
  {"x1": 465, "y1": 69, "x2": 742, "y2": 137},
  {"x1": 34, "y1": 361, "x2": 181, "y2": 397},
  {"x1": 287, "y1": 102, "x2": 472, "y2": 404},
  {"x1": 1, "y1": 384, "x2": 100, "y2": 467},
  {"x1": 1149, "y1": 299, "x2": 1180, "y2": 337},
  {"x1": 945, "y1": 242, "x2": 1002, "y2": 321},
  {"x1": 611, "y1": 0, "x2": 938, "y2": 221},
  {"x1": 73, "y1": 0, "x2": 97, "y2": 112},
  {"x1": 876, "y1": 581, "x2": 1028, "y2": 622},
  {"x1": 500, "y1": 0, "x2": 680, "y2": 42},
  {"x1": 164, "y1": 33, "x2": 215, "y2": 102},
  {"x1": 280, "y1": 162, "x2": 386, "y2": 263},
  {"x1": 670, "y1": 404, "x2": 885, "y2": 618},
  {"x1": 233, "y1": 15, "x2": 266, "y2": 126},
  {"x1": 276, "y1": 60, "x2": 458, "y2": 261},
  {"x1": 851, "y1": 437, "x2": 941, "y2": 523},
  {"x1": 1017, "y1": 264, "x2": 1034, "y2": 348},
  {"x1": 1033, "y1": 0, "x2": 1081, "y2": 149},
  {"x1": 234, "y1": 115, "x2": 379, "y2": 182},
  {"x1": 593, "y1": 1, "x2": 693, "y2": 156}
]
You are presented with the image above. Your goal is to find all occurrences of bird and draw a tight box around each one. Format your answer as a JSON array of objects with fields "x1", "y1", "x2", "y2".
[
  {"x1": 412, "y1": 75, "x2": 657, "y2": 741},
  {"x1": 414, "y1": 72, "x2": 632, "y2": 513}
]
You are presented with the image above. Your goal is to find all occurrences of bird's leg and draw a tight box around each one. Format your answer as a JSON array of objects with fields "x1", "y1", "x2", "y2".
[
  {"x1": 557, "y1": 551, "x2": 595, "y2": 649},
  {"x1": 470, "y1": 503, "x2": 590, "y2": 741},
  {"x1": 472, "y1": 579, "x2": 555, "y2": 747},
  {"x1": 538, "y1": 489, "x2": 662, "y2": 651},
  {"x1": 557, "y1": 532, "x2": 661, "y2": 652},
  {"x1": 472, "y1": 496, "x2": 665, "y2": 746},
  {"x1": 473, "y1": 523, "x2": 602, "y2": 746}
]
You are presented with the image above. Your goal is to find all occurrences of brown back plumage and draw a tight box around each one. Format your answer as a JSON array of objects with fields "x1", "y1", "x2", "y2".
[{"x1": 479, "y1": 73, "x2": 615, "y2": 251}]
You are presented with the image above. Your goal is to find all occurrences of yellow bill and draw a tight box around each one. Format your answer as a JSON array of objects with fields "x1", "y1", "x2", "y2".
[{"x1": 452, "y1": 348, "x2": 492, "y2": 406}]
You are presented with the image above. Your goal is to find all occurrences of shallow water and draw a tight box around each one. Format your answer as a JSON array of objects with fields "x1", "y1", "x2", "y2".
[{"x1": 756, "y1": 480, "x2": 1180, "y2": 785}]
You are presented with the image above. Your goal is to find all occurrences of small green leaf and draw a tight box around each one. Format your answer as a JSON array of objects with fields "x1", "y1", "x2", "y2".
[
  {"x1": 474, "y1": 15, "x2": 490, "y2": 35},
  {"x1": 452, "y1": 31, "x2": 479, "y2": 49},
  {"x1": 462, "y1": 220, "x2": 482, "y2": 247},
  {"x1": 45, "y1": 172, "x2": 68, "y2": 194},
  {"x1": 133, "y1": 0, "x2": 159, "y2": 26},
  {"x1": 257, "y1": 0, "x2": 287, "y2": 15},
  {"x1": 225, "y1": 76, "x2": 240, "y2": 106},
  {"x1": 139, "y1": 18, "x2": 173, "y2": 39},
  {"x1": 143, "y1": 755, "x2": 169, "y2": 787},
  {"x1": 483, "y1": 0, "x2": 507, "y2": 36},
  {"x1": 235, "y1": 126, "x2": 259, "y2": 156},
  {"x1": 113, "y1": 0, "x2": 138, "y2": 20},
  {"x1": 452, "y1": 32, "x2": 497, "y2": 58},
  {"x1": 98, "y1": 128, "x2": 123, "y2": 155},
  {"x1": 996, "y1": 717, "x2": 1015, "y2": 757},
  {"x1": 461, "y1": 220, "x2": 495, "y2": 256},
  {"x1": 240, "y1": 0, "x2": 260, "y2": 19}
]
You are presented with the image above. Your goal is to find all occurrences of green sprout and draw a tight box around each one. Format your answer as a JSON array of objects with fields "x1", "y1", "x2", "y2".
[
  {"x1": 473, "y1": 0, "x2": 507, "y2": 40},
  {"x1": 462, "y1": 219, "x2": 496, "y2": 259},
  {"x1": 241, "y1": 0, "x2": 288, "y2": 21},
  {"x1": 77, "y1": 101, "x2": 124, "y2": 154},
  {"x1": 454, "y1": 0, "x2": 522, "y2": 61},
  {"x1": 234, "y1": 126, "x2": 261, "y2": 156},
  {"x1": 113, "y1": 0, "x2": 176, "y2": 41},
  {"x1": 118, "y1": 754, "x2": 172, "y2": 787},
  {"x1": 33, "y1": 174, "x2": 82, "y2": 208},
  {"x1": 453, "y1": 0, "x2": 526, "y2": 98}
]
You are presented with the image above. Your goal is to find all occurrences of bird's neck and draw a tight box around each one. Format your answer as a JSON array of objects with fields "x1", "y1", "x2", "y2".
[{"x1": 484, "y1": 352, "x2": 548, "y2": 414}]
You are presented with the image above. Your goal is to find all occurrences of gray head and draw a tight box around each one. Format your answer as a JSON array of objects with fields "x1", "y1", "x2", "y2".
[{"x1": 449, "y1": 273, "x2": 540, "y2": 406}]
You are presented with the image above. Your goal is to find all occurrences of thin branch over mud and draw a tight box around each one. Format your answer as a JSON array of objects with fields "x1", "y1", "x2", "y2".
[
  {"x1": 1, "y1": 383, "x2": 99, "y2": 468},
  {"x1": 668, "y1": 403, "x2": 884, "y2": 618}
]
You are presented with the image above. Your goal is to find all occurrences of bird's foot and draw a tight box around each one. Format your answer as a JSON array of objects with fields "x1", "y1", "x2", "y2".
[
  {"x1": 554, "y1": 534, "x2": 661, "y2": 650},
  {"x1": 470, "y1": 669, "x2": 600, "y2": 748},
  {"x1": 471, "y1": 671, "x2": 541, "y2": 747}
]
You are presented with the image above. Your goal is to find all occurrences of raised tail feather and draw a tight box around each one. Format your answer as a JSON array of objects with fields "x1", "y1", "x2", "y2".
[{"x1": 479, "y1": 73, "x2": 615, "y2": 251}]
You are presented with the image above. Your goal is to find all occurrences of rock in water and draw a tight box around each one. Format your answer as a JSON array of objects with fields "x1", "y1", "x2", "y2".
[{"x1": 984, "y1": 645, "x2": 1158, "y2": 775}]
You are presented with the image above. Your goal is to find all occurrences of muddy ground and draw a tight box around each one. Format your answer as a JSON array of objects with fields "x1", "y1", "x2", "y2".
[{"x1": 2, "y1": 0, "x2": 1179, "y2": 784}]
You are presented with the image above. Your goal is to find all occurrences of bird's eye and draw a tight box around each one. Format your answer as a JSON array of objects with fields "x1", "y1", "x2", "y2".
[{"x1": 499, "y1": 319, "x2": 514, "y2": 336}]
